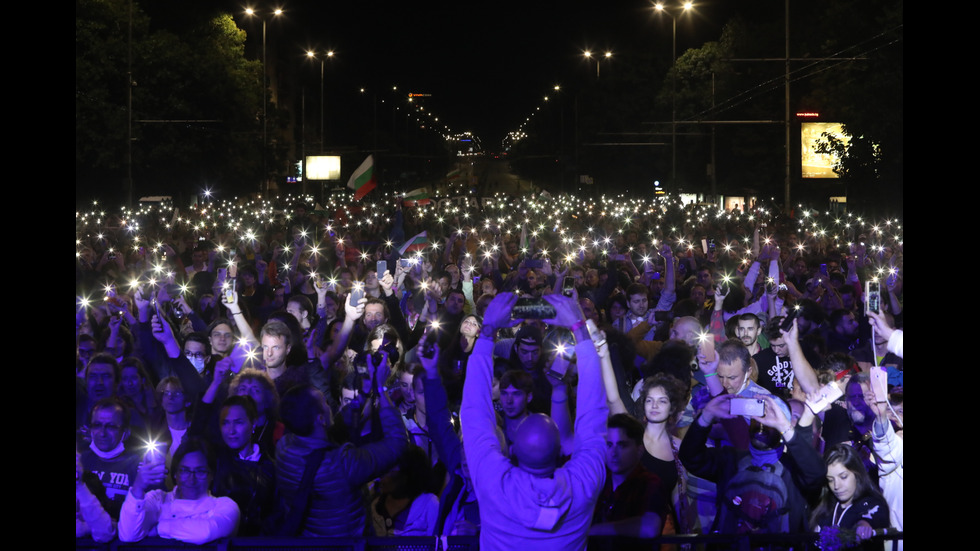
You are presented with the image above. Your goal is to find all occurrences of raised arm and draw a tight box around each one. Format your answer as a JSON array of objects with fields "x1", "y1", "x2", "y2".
[
  {"x1": 696, "y1": 335, "x2": 725, "y2": 397},
  {"x1": 118, "y1": 452, "x2": 167, "y2": 542},
  {"x1": 596, "y1": 322, "x2": 628, "y2": 415},
  {"x1": 223, "y1": 288, "x2": 259, "y2": 348},
  {"x1": 781, "y1": 319, "x2": 819, "y2": 394},
  {"x1": 868, "y1": 310, "x2": 903, "y2": 359},
  {"x1": 319, "y1": 294, "x2": 365, "y2": 368},
  {"x1": 542, "y1": 294, "x2": 608, "y2": 455},
  {"x1": 547, "y1": 359, "x2": 575, "y2": 456},
  {"x1": 343, "y1": 350, "x2": 410, "y2": 484},
  {"x1": 461, "y1": 293, "x2": 520, "y2": 494},
  {"x1": 419, "y1": 348, "x2": 463, "y2": 473},
  {"x1": 150, "y1": 314, "x2": 182, "y2": 359}
]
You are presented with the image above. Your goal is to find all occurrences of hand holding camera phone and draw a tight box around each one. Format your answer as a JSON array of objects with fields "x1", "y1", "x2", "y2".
[
  {"x1": 729, "y1": 397, "x2": 766, "y2": 417},
  {"x1": 511, "y1": 297, "x2": 557, "y2": 319}
]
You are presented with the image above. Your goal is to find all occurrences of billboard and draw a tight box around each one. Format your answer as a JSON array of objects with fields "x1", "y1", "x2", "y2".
[
  {"x1": 801, "y1": 122, "x2": 848, "y2": 179},
  {"x1": 306, "y1": 156, "x2": 341, "y2": 180}
]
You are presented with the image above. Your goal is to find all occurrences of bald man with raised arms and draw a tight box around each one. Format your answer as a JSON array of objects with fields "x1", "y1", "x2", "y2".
[{"x1": 462, "y1": 292, "x2": 608, "y2": 551}]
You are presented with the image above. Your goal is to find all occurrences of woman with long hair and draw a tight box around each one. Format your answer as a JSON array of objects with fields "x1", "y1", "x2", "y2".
[
  {"x1": 440, "y1": 313, "x2": 482, "y2": 406},
  {"x1": 811, "y1": 444, "x2": 890, "y2": 549}
]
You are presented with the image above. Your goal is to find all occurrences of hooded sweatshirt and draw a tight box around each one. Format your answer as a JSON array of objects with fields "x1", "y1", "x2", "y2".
[{"x1": 462, "y1": 335, "x2": 607, "y2": 551}]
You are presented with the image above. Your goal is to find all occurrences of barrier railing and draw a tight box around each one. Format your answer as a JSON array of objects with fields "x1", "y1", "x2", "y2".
[{"x1": 77, "y1": 532, "x2": 904, "y2": 550}]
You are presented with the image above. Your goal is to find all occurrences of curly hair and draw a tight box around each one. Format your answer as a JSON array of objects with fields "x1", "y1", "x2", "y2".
[
  {"x1": 637, "y1": 372, "x2": 689, "y2": 423},
  {"x1": 229, "y1": 368, "x2": 280, "y2": 418}
]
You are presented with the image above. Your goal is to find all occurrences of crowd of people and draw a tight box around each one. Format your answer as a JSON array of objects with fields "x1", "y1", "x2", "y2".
[{"x1": 76, "y1": 192, "x2": 903, "y2": 549}]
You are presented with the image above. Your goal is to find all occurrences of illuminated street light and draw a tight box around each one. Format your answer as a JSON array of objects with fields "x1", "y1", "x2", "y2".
[
  {"x1": 583, "y1": 50, "x2": 613, "y2": 79},
  {"x1": 305, "y1": 49, "x2": 335, "y2": 151},
  {"x1": 653, "y1": 2, "x2": 694, "y2": 195},
  {"x1": 244, "y1": 6, "x2": 284, "y2": 195}
]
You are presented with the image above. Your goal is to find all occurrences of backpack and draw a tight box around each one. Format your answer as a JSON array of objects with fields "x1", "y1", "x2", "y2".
[{"x1": 718, "y1": 454, "x2": 790, "y2": 534}]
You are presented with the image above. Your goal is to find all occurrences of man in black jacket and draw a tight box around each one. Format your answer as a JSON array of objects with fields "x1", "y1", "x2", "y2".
[{"x1": 274, "y1": 357, "x2": 408, "y2": 537}]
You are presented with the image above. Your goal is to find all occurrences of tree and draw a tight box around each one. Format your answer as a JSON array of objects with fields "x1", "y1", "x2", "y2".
[{"x1": 76, "y1": 1, "x2": 264, "y2": 203}]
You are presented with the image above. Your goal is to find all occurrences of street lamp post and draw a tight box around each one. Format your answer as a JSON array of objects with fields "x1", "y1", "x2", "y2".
[
  {"x1": 245, "y1": 6, "x2": 283, "y2": 195},
  {"x1": 306, "y1": 50, "x2": 334, "y2": 152},
  {"x1": 654, "y1": 2, "x2": 693, "y2": 194},
  {"x1": 583, "y1": 51, "x2": 612, "y2": 80}
]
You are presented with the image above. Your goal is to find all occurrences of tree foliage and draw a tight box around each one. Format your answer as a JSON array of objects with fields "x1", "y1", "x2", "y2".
[{"x1": 76, "y1": 0, "x2": 263, "y2": 201}]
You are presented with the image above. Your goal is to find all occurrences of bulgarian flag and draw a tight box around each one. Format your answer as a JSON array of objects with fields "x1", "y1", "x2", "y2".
[
  {"x1": 347, "y1": 155, "x2": 377, "y2": 201},
  {"x1": 445, "y1": 167, "x2": 461, "y2": 180},
  {"x1": 403, "y1": 188, "x2": 432, "y2": 206},
  {"x1": 398, "y1": 231, "x2": 428, "y2": 256}
]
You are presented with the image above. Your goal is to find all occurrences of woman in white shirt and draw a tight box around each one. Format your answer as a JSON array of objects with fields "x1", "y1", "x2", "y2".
[{"x1": 119, "y1": 437, "x2": 240, "y2": 544}]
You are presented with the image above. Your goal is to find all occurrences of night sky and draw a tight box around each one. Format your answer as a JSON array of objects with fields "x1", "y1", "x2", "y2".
[{"x1": 210, "y1": 0, "x2": 736, "y2": 146}]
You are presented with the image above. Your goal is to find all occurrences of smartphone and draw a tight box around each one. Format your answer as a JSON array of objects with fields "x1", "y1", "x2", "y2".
[
  {"x1": 556, "y1": 340, "x2": 575, "y2": 362},
  {"x1": 562, "y1": 277, "x2": 575, "y2": 297},
  {"x1": 224, "y1": 279, "x2": 236, "y2": 304},
  {"x1": 399, "y1": 258, "x2": 413, "y2": 268},
  {"x1": 143, "y1": 441, "x2": 164, "y2": 466},
  {"x1": 171, "y1": 300, "x2": 185, "y2": 320},
  {"x1": 780, "y1": 307, "x2": 800, "y2": 332},
  {"x1": 805, "y1": 381, "x2": 844, "y2": 414},
  {"x1": 819, "y1": 263, "x2": 829, "y2": 277},
  {"x1": 511, "y1": 297, "x2": 556, "y2": 320},
  {"x1": 525, "y1": 259, "x2": 544, "y2": 269},
  {"x1": 869, "y1": 365, "x2": 888, "y2": 403},
  {"x1": 865, "y1": 280, "x2": 881, "y2": 315},
  {"x1": 420, "y1": 331, "x2": 438, "y2": 360},
  {"x1": 697, "y1": 333, "x2": 716, "y2": 362},
  {"x1": 730, "y1": 397, "x2": 766, "y2": 417},
  {"x1": 350, "y1": 283, "x2": 365, "y2": 305},
  {"x1": 377, "y1": 260, "x2": 387, "y2": 277}
]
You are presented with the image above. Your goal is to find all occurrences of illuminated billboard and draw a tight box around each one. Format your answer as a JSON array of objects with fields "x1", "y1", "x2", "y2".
[
  {"x1": 306, "y1": 156, "x2": 341, "y2": 180},
  {"x1": 801, "y1": 122, "x2": 849, "y2": 179}
]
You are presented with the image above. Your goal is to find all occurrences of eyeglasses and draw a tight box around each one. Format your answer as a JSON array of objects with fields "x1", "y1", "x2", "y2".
[
  {"x1": 178, "y1": 467, "x2": 210, "y2": 480},
  {"x1": 184, "y1": 351, "x2": 207, "y2": 360}
]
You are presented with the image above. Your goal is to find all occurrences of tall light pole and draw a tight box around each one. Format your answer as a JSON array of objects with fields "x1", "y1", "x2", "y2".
[
  {"x1": 583, "y1": 50, "x2": 612, "y2": 80},
  {"x1": 306, "y1": 50, "x2": 334, "y2": 152},
  {"x1": 554, "y1": 84, "x2": 566, "y2": 194},
  {"x1": 654, "y1": 2, "x2": 693, "y2": 194},
  {"x1": 245, "y1": 6, "x2": 283, "y2": 195}
]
